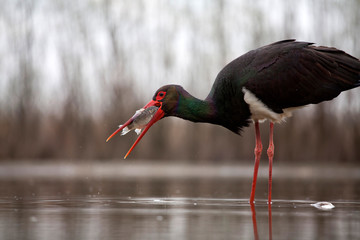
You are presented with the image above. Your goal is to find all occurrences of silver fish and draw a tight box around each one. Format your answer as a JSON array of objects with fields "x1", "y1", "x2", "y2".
[{"x1": 119, "y1": 106, "x2": 159, "y2": 136}]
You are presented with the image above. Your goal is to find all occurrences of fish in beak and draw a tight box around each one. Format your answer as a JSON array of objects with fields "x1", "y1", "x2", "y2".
[{"x1": 106, "y1": 100, "x2": 165, "y2": 159}]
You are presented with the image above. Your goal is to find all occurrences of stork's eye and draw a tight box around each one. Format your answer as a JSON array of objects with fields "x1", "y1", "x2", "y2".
[{"x1": 156, "y1": 91, "x2": 166, "y2": 101}]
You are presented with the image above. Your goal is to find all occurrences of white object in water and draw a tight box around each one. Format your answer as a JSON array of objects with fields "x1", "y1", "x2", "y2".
[{"x1": 311, "y1": 201, "x2": 335, "y2": 210}]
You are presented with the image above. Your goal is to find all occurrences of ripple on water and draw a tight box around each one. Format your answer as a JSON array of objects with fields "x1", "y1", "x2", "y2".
[{"x1": 1, "y1": 197, "x2": 359, "y2": 213}]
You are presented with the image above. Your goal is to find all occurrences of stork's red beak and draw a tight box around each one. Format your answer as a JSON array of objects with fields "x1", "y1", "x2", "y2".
[{"x1": 106, "y1": 100, "x2": 164, "y2": 159}]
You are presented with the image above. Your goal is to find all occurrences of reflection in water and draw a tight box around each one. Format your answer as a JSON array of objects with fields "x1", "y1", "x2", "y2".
[
  {"x1": 250, "y1": 202, "x2": 260, "y2": 240},
  {"x1": 0, "y1": 162, "x2": 359, "y2": 240},
  {"x1": 268, "y1": 202, "x2": 272, "y2": 240},
  {"x1": 250, "y1": 201, "x2": 272, "y2": 240}
]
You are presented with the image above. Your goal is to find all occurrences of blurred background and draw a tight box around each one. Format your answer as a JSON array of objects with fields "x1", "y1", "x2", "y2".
[{"x1": 1, "y1": 0, "x2": 360, "y2": 163}]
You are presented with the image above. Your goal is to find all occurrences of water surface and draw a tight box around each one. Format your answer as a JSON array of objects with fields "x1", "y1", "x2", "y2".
[{"x1": 0, "y1": 162, "x2": 359, "y2": 240}]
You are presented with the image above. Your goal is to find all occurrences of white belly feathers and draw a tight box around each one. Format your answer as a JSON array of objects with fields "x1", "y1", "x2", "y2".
[{"x1": 242, "y1": 87, "x2": 303, "y2": 123}]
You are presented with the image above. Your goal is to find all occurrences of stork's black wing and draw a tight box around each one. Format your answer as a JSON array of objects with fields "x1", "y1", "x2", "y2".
[{"x1": 243, "y1": 40, "x2": 360, "y2": 113}]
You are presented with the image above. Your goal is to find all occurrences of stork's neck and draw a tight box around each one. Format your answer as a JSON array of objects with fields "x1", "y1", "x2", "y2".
[
  {"x1": 170, "y1": 87, "x2": 250, "y2": 134},
  {"x1": 174, "y1": 91, "x2": 217, "y2": 124}
]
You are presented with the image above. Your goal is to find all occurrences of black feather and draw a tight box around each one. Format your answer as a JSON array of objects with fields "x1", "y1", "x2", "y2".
[{"x1": 206, "y1": 39, "x2": 360, "y2": 132}]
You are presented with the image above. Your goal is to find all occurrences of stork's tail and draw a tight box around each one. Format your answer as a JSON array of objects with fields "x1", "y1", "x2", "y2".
[{"x1": 314, "y1": 45, "x2": 360, "y2": 90}]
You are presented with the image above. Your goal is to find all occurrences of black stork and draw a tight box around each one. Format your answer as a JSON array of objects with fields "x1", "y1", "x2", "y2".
[{"x1": 107, "y1": 39, "x2": 360, "y2": 203}]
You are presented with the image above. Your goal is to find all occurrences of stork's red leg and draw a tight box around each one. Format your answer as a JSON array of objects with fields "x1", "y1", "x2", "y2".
[
  {"x1": 250, "y1": 121, "x2": 262, "y2": 203},
  {"x1": 267, "y1": 122, "x2": 274, "y2": 204}
]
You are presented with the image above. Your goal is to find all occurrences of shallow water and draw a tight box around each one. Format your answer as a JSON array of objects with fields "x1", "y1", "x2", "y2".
[{"x1": 0, "y1": 162, "x2": 359, "y2": 240}]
